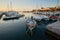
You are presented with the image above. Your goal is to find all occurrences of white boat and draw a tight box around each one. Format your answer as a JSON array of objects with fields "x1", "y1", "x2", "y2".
[
  {"x1": 26, "y1": 18, "x2": 37, "y2": 36},
  {"x1": 41, "y1": 15, "x2": 49, "y2": 20},
  {"x1": 3, "y1": 11, "x2": 24, "y2": 20},
  {"x1": 33, "y1": 15, "x2": 42, "y2": 21},
  {"x1": 26, "y1": 18, "x2": 37, "y2": 31},
  {"x1": 33, "y1": 15, "x2": 49, "y2": 21}
]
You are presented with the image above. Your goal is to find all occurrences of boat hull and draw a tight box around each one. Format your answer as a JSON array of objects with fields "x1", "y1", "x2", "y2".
[
  {"x1": 26, "y1": 19, "x2": 37, "y2": 31},
  {"x1": 3, "y1": 16, "x2": 20, "y2": 20}
]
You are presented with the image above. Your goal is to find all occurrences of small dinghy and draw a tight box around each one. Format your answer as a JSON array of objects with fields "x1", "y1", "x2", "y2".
[
  {"x1": 26, "y1": 17, "x2": 37, "y2": 36},
  {"x1": 26, "y1": 19, "x2": 37, "y2": 30}
]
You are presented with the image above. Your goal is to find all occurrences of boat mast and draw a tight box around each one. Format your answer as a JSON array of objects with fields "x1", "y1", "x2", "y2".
[
  {"x1": 55, "y1": 0, "x2": 59, "y2": 13},
  {"x1": 36, "y1": 1, "x2": 38, "y2": 13},
  {"x1": 57, "y1": 0, "x2": 59, "y2": 6},
  {"x1": 10, "y1": 0, "x2": 13, "y2": 11},
  {"x1": 7, "y1": 3, "x2": 9, "y2": 11}
]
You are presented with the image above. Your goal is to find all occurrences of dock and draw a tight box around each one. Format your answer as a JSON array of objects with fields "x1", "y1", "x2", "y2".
[{"x1": 45, "y1": 21, "x2": 60, "y2": 40}]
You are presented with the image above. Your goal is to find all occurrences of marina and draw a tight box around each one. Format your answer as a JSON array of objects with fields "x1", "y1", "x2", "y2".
[
  {"x1": 0, "y1": 0, "x2": 60, "y2": 40},
  {"x1": 0, "y1": 12, "x2": 60, "y2": 40}
]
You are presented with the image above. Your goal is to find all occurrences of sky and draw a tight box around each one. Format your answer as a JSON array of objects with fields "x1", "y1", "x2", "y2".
[{"x1": 0, "y1": 0, "x2": 60, "y2": 11}]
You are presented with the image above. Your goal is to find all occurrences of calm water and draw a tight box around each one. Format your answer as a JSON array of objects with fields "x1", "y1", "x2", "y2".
[{"x1": 0, "y1": 13, "x2": 50, "y2": 40}]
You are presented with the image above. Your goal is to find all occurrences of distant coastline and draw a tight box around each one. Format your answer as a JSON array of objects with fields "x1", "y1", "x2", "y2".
[{"x1": 0, "y1": 6, "x2": 60, "y2": 13}]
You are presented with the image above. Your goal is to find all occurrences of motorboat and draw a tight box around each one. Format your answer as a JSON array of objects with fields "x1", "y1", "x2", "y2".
[
  {"x1": 26, "y1": 18, "x2": 37, "y2": 36},
  {"x1": 33, "y1": 15, "x2": 42, "y2": 21},
  {"x1": 41, "y1": 15, "x2": 49, "y2": 21},
  {"x1": 3, "y1": 11, "x2": 24, "y2": 20},
  {"x1": 33, "y1": 15, "x2": 49, "y2": 22},
  {"x1": 26, "y1": 18, "x2": 37, "y2": 31},
  {"x1": 49, "y1": 15, "x2": 58, "y2": 21}
]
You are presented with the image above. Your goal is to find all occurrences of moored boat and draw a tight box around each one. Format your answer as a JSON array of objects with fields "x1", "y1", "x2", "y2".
[
  {"x1": 3, "y1": 11, "x2": 24, "y2": 20},
  {"x1": 26, "y1": 17, "x2": 37, "y2": 36},
  {"x1": 33, "y1": 15, "x2": 49, "y2": 22},
  {"x1": 26, "y1": 17, "x2": 37, "y2": 31}
]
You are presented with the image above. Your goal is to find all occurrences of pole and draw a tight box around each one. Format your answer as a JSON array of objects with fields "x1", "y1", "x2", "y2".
[
  {"x1": 57, "y1": 0, "x2": 59, "y2": 6},
  {"x1": 55, "y1": 0, "x2": 59, "y2": 14},
  {"x1": 7, "y1": 3, "x2": 9, "y2": 11},
  {"x1": 10, "y1": 0, "x2": 13, "y2": 11}
]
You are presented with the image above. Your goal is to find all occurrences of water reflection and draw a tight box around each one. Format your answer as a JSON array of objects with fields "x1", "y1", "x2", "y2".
[
  {"x1": 0, "y1": 13, "x2": 51, "y2": 40},
  {"x1": 26, "y1": 26, "x2": 37, "y2": 38}
]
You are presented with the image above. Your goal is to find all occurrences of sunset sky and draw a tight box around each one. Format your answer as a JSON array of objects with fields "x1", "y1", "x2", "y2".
[{"x1": 0, "y1": 0, "x2": 60, "y2": 11}]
